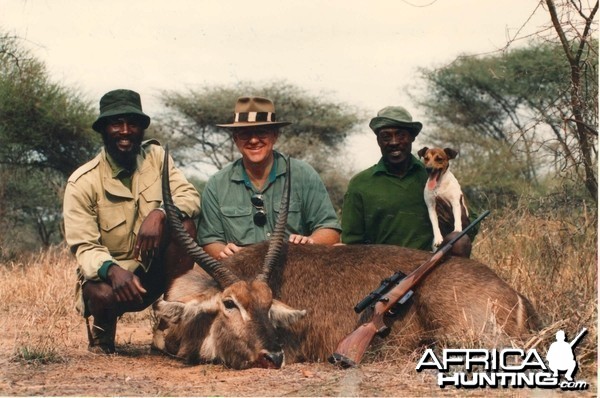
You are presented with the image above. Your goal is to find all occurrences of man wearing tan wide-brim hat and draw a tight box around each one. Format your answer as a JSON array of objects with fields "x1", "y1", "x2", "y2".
[{"x1": 198, "y1": 96, "x2": 341, "y2": 260}]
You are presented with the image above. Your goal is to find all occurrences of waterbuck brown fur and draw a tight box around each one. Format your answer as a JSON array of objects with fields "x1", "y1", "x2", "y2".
[{"x1": 153, "y1": 149, "x2": 540, "y2": 369}]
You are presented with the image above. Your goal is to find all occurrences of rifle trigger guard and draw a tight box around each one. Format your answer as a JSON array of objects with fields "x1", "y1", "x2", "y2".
[{"x1": 376, "y1": 325, "x2": 390, "y2": 338}]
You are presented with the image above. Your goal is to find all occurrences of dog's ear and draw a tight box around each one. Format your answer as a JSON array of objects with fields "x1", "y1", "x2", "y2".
[
  {"x1": 417, "y1": 147, "x2": 429, "y2": 158},
  {"x1": 444, "y1": 148, "x2": 458, "y2": 159}
]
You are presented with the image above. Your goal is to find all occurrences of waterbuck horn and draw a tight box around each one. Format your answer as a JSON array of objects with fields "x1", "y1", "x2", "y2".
[
  {"x1": 257, "y1": 156, "x2": 291, "y2": 283},
  {"x1": 162, "y1": 146, "x2": 239, "y2": 288}
]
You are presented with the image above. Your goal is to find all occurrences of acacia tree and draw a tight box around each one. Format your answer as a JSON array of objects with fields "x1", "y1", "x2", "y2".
[
  {"x1": 544, "y1": 0, "x2": 598, "y2": 200},
  {"x1": 0, "y1": 34, "x2": 99, "y2": 176},
  {"x1": 0, "y1": 32, "x2": 99, "y2": 251},
  {"x1": 415, "y1": 1, "x2": 598, "y2": 202},
  {"x1": 157, "y1": 81, "x2": 363, "y2": 172}
]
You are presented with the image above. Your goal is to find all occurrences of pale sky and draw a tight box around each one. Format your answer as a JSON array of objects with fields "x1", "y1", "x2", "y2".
[{"x1": 1, "y1": 0, "x2": 551, "y2": 175}]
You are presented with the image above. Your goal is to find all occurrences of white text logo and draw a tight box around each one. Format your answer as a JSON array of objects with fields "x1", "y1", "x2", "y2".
[{"x1": 415, "y1": 328, "x2": 588, "y2": 390}]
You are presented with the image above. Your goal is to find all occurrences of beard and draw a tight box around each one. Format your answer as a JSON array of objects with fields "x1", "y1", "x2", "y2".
[{"x1": 102, "y1": 132, "x2": 144, "y2": 171}]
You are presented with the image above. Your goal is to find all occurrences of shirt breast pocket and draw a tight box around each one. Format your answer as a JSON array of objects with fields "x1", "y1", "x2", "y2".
[
  {"x1": 274, "y1": 200, "x2": 303, "y2": 234},
  {"x1": 140, "y1": 183, "x2": 162, "y2": 216},
  {"x1": 97, "y1": 203, "x2": 131, "y2": 255},
  {"x1": 220, "y1": 205, "x2": 254, "y2": 243}
]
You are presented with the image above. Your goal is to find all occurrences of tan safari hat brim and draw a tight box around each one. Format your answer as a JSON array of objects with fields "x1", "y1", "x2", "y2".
[{"x1": 216, "y1": 96, "x2": 291, "y2": 129}]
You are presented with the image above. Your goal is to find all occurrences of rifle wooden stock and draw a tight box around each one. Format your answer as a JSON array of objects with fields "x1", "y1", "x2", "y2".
[
  {"x1": 330, "y1": 210, "x2": 490, "y2": 368},
  {"x1": 330, "y1": 249, "x2": 448, "y2": 367}
]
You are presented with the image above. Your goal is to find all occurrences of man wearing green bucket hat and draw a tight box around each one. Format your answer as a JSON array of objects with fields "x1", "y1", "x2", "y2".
[
  {"x1": 63, "y1": 89, "x2": 200, "y2": 354},
  {"x1": 341, "y1": 105, "x2": 472, "y2": 257}
]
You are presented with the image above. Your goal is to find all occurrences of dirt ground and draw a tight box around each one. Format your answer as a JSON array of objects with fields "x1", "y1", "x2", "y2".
[
  {"x1": 0, "y1": 319, "x2": 429, "y2": 397},
  {"x1": 0, "y1": 316, "x2": 594, "y2": 397}
]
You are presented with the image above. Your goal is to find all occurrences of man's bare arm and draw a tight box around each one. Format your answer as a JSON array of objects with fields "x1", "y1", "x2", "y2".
[
  {"x1": 289, "y1": 227, "x2": 340, "y2": 245},
  {"x1": 203, "y1": 241, "x2": 243, "y2": 260}
]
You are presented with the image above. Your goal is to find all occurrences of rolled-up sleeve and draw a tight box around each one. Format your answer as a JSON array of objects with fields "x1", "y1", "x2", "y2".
[{"x1": 341, "y1": 182, "x2": 366, "y2": 244}]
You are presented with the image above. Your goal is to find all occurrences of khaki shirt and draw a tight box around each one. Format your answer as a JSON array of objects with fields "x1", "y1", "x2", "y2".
[{"x1": 63, "y1": 140, "x2": 200, "y2": 281}]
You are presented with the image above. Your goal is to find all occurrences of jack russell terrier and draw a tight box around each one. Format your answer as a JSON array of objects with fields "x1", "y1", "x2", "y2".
[{"x1": 417, "y1": 147, "x2": 470, "y2": 249}]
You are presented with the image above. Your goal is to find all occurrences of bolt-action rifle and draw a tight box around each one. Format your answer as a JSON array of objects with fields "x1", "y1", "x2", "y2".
[
  {"x1": 329, "y1": 210, "x2": 490, "y2": 368},
  {"x1": 353, "y1": 268, "x2": 412, "y2": 315}
]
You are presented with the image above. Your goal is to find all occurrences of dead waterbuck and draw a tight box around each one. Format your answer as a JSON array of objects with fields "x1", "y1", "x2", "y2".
[{"x1": 152, "y1": 149, "x2": 540, "y2": 369}]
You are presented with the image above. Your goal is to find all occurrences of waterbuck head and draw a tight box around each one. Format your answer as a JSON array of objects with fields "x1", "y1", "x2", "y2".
[{"x1": 156, "y1": 148, "x2": 305, "y2": 369}]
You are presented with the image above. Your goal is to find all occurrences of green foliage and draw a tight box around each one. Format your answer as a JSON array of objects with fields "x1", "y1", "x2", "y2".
[
  {"x1": 1, "y1": 166, "x2": 65, "y2": 250},
  {"x1": 0, "y1": 32, "x2": 100, "y2": 252},
  {"x1": 419, "y1": 43, "x2": 572, "y2": 141},
  {"x1": 187, "y1": 175, "x2": 207, "y2": 196},
  {"x1": 13, "y1": 345, "x2": 64, "y2": 365},
  {"x1": 0, "y1": 33, "x2": 100, "y2": 176},
  {"x1": 415, "y1": 40, "x2": 598, "y2": 202}
]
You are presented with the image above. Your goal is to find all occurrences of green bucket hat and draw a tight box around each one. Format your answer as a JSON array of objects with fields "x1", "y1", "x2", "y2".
[
  {"x1": 92, "y1": 89, "x2": 151, "y2": 133},
  {"x1": 369, "y1": 106, "x2": 422, "y2": 137}
]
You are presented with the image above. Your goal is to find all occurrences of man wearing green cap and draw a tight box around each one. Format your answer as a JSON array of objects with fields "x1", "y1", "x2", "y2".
[
  {"x1": 63, "y1": 89, "x2": 200, "y2": 353},
  {"x1": 341, "y1": 105, "x2": 471, "y2": 256}
]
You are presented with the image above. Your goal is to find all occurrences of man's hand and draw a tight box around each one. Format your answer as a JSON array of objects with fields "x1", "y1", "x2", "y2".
[
  {"x1": 219, "y1": 242, "x2": 243, "y2": 259},
  {"x1": 134, "y1": 208, "x2": 166, "y2": 259},
  {"x1": 289, "y1": 234, "x2": 315, "y2": 245},
  {"x1": 289, "y1": 229, "x2": 340, "y2": 245},
  {"x1": 106, "y1": 264, "x2": 147, "y2": 304},
  {"x1": 203, "y1": 242, "x2": 244, "y2": 260}
]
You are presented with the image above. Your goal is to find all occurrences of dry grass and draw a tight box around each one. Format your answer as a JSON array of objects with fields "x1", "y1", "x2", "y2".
[
  {"x1": 0, "y1": 245, "x2": 77, "y2": 364},
  {"x1": 0, "y1": 205, "x2": 597, "y2": 395},
  {"x1": 474, "y1": 203, "x2": 597, "y2": 374},
  {"x1": 0, "y1": 245, "x2": 152, "y2": 364}
]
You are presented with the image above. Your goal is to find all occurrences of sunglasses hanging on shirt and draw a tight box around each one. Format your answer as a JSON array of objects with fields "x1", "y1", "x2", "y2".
[{"x1": 251, "y1": 193, "x2": 267, "y2": 227}]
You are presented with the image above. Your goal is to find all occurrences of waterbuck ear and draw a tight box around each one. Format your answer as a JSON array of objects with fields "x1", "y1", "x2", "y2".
[
  {"x1": 269, "y1": 299, "x2": 307, "y2": 328},
  {"x1": 154, "y1": 300, "x2": 186, "y2": 324},
  {"x1": 154, "y1": 297, "x2": 221, "y2": 324}
]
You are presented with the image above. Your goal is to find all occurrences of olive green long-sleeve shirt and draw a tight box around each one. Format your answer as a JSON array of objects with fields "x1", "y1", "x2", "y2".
[{"x1": 341, "y1": 155, "x2": 433, "y2": 249}]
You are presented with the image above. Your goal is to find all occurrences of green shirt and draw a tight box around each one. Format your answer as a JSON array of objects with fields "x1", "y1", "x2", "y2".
[
  {"x1": 341, "y1": 155, "x2": 433, "y2": 249},
  {"x1": 197, "y1": 151, "x2": 341, "y2": 246}
]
